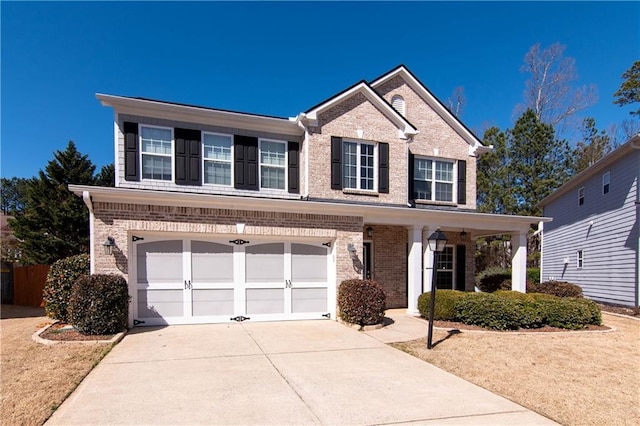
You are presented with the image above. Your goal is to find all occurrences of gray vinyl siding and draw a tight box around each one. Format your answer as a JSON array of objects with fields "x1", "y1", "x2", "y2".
[
  {"x1": 542, "y1": 151, "x2": 639, "y2": 307},
  {"x1": 115, "y1": 114, "x2": 304, "y2": 198}
]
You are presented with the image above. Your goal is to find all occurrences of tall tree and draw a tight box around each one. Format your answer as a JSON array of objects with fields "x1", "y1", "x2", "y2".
[
  {"x1": 509, "y1": 109, "x2": 573, "y2": 216},
  {"x1": 517, "y1": 42, "x2": 596, "y2": 131},
  {"x1": 10, "y1": 141, "x2": 96, "y2": 264},
  {"x1": 613, "y1": 60, "x2": 640, "y2": 116},
  {"x1": 573, "y1": 118, "x2": 612, "y2": 173},
  {"x1": 1, "y1": 177, "x2": 30, "y2": 215},
  {"x1": 95, "y1": 163, "x2": 115, "y2": 187},
  {"x1": 445, "y1": 86, "x2": 466, "y2": 118},
  {"x1": 476, "y1": 127, "x2": 515, "y2": 214}
]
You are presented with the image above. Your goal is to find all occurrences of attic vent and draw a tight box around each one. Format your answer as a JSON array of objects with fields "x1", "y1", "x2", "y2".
[{"x1": 391, "y1": 95, "x2": 406, "y2": 117}]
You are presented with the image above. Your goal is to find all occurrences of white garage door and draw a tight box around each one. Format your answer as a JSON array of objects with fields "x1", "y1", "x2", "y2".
[{"x1": 134, "y1": 237, "x2": 331, "y2": 326}]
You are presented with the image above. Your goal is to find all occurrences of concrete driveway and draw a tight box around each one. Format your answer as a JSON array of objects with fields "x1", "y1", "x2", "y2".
[{"x1": 47, "y1": 320, "x2": 555, "y2": 425}]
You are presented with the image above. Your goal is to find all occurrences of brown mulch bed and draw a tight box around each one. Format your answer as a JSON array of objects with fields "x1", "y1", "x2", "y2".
[
  {"x1": 39, "y1": 322, "x2": 117, "y2": 341},
  {"x1": 598, "y1": 303, "x2": 639, "y2": 317},
  {"x1": 433, "y1": 319, "x2": 610, "y2": 332}
]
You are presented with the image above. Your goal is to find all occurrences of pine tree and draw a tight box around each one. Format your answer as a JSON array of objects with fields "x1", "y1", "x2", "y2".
[
  {"x1": 10, "y1": 141, "x2": 96, "y2": 264},
  {"x1": 476, "y1": 127, "x2": 516, "y2": 214},
  {"x1": 573, "y1": 118, "x2": 613, "y2": 173},
  {"x1": 613, "y1": 60, "x2": 640, "y2": 116}
]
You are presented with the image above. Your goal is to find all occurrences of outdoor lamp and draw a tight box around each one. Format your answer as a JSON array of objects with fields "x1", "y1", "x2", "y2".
[
  {"x1": 427, "y1": 229, "x2": 448, "y2": 349},
  {"x1": 459, "y1": 229, "x2": 468, "y2": 242},
  {"x1": 102, "y1": 237, "x2": 115, "y2": 256},
  {"x1": 366, "y1": 226, "x2": 373, "y2": 238}
]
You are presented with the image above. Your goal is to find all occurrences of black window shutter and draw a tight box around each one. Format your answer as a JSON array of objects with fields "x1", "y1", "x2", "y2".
[
  {"x1": 174, "y1": 128, "x2": 201, "y2": 186},
  {"x1": 123, "y1": 122, "x2": 139, "y2": 181},
  {"x1": 378, "y1": 143, "x2": 389, "y2": 193},
  {"x1": 408, "y1": 152, "x2": 415, "y2": 202},
  {"x1": 457, "y1": 160, "x2": 467, "y2": 205},
  {"x1": 234, "y1": 135, "x2": 258, "y2": 190},
  {"x1": 331, "y1": 136, "x2": 342, "y2": 190},
  {"x1": 288, "y1": 142, "x2": 300, "y2": 194},
  {"x1": 456, "y1": 245, "x2": 466, "y2": 291}
]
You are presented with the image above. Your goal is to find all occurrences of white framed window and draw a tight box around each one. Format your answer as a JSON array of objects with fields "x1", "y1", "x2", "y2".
[
  {"x1": 577, "y1": 250, "x2": 584, "y2": 269},
  {"x1": 140, "y1": 125, "x2": 173, "y2": 181},
  {"x1": 435, "y1": 246, "x2": 455, "y2": 289},
  {"x1": 343, "y1": 141, "x2": 376, "y2": 191},
  {"x1": 414, "y1": 157, "x2": 454, "y2": 202},
  {"x1": 578, "y1": 187, "x2": 585, "y2": 206},
  {"x1": 391, "y1": 95, "x2": 406, "y2": 117},
  {"x1": 259, "y1": 139, "x2": 287, "y2": 190},
  {"x1": 203, "y1": 133, "x2": 233, "y2": 186},
  {"x1": 602, "y1": 171, "x2": 610, "y2": 195}
]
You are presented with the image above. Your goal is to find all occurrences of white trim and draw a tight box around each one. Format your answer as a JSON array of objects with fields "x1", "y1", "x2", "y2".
[
  {"x1": 139, "y1": 124, "x2": 174, "y2": 182},
  {"x1": 97, "y1": 93, "x2": 303, "y2": 137},
  {"x1": 114, "y1": 112, "x2": 120, "y2": 187},
  {"x1": 202, "y1": 131, "x2": 234, "y2": 187},
  {"x1": 342, "y1": 139, "x2": 378, "y2": 192},
  {"x1": 413, "y1": 156, "x2": 456, "y2": 203},
  {"x1": 258, "y1": 138, "x2": 288, "y2": 191},
  {"x1": 370, "y1": 66, "x2": 488, "y2": 154},
  {"x1": 302, "y1": 83, "x2": 418, "y2": 139},
  {"x1": 303, "y1": 129, "x2": 310, "y2": 197}
]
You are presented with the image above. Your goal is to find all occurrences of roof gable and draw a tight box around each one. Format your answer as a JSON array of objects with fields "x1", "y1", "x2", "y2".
[
  {"x1": 301, "y1": 80, "x2": 418, "y2": 139},
  {"x1": 370, "y1": 65, "x2": 490, "y2": 155}
]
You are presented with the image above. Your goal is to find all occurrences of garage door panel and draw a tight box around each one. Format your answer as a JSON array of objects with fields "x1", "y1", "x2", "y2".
[
  {"x1": 246, "y1": 288, "x2": 285, "y2": 315},
  {"x1": 191, "y1": 241, "x2": 234, "y2": 283},
  {"x1": 291, "y1": 288, "x2": 327, "y2": 313},
  {"x1": 192, "y1": 289, "x2": 234, "y2": 316},
  {"x1": 291, "y1": 243, "x2": 327, "y2": 283},
  {"x1": 138, "y1": 289, "x2": 184, "y2": 318},
  {"x1": 246, "y1": 243, "x2": 284, "y2": 283},
  {"x1": 137, "y1": 240, "x2": 183, "y2": 284}
]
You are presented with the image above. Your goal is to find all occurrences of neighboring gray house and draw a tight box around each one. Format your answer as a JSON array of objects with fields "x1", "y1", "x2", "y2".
[{"x1": 540, "y1": 134, "x2": 640, "y2": 307}]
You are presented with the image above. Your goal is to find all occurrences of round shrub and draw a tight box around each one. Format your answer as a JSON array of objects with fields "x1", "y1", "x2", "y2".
[
  {"x1": 417, "y1": 290, "x2": 465, "y2": 321},
  {"x1": 338, "y1": 279, "x2": 386, "y2": 326},
  {"x1": 527, "y1": 268, "x2": 540, "y2": 283},
  {"x1": 43, "y1": 254, "x2": 90, "y2": 322},
  {"x1": 475, "y1": 267, "x2": 511, "y2": 292},
  {"x1": 538, "y1": 297, "x2": 601, "y2": 329},
  {"x1": 529, "y1": 280, "x2": 583, "y2": 298},
  {"x1": 454, "y1": 292, "x2": 524, "y2": 330},
  {"x1": 494, "y1": 290, "x2": 547, "y2": 328},
  {"x1": 69, "y1": 274, "x2": 130, "y2": 335}
]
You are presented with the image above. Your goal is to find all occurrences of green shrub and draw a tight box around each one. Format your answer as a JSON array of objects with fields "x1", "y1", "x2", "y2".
[
  {"x1": 494, "y1": 291, "x2": 548, "y2": 328},
  {"x1": 476, "y1": 267, "x2": 511, "y2": 292},
  {"x1": 454, "y1": 292, "x2": 523, "y2": 330},
  {"x1": 527, "y1": 268, "x2": 540, "y2": 283},
  {"x1": 43, "y1": 254, "x2": 90, "y2": 322},
  {"x1": 539, "y1": 297, "x2": 601, "y2": 329},
  {"x1": 69, "y1": 274, "x2": 130, "y2": 335},
  {"x1": 338, "y1": 279, "x2": 386, "y2": 326},
  {"x1": 417, "y1": 290, "x2": 465, "y2": 321},
  {"x1": 529, "y1": 280, "x2": 583, "y2": 298}
]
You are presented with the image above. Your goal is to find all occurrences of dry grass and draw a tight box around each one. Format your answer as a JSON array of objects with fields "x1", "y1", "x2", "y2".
[
  {"x1": 1, "y1": 305, "x2": 112, "y2": 426},
  {"x1": 392, "y1": 313, "x2": 640, "y2": 426}
]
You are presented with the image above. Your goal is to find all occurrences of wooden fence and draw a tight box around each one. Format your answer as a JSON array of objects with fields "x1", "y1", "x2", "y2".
[{"x1": 13, "y1": 264, "x2": 50, "y2": 307}]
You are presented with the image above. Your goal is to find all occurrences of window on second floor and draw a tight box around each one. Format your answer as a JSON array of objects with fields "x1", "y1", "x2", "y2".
[
  {"x1": 602, "y1": 171, "x2": 610, "y2": 195},
  {"x1": 260, "y1": 139, "x2": 287, "y2": 190},
  {"x1": 141, "y1": 125, "x2": 173, "y2": 181},
  {"x1": 578, "y1": 187, "x2": 585, "y2": 206},
  {"x1": 414, "y1": 157, "x2": 454, "y2": 202},
  {"x1": 577, "y1": 250, "x2": 584, "y2": 269},
  {"x1": 203, "y1": 133, "x2": 232, "y2": 185},
  {"x1": 343, "y1": 141, "x2": 376, "y2": 191}
]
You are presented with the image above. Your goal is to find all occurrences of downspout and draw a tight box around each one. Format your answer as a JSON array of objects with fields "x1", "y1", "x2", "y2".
[
  {"x1": 295, "y1": 113, "x2": 310, "y2": 198},
  {"x1": 82, "y1": 191, "x2": 95, "y2": 274}
]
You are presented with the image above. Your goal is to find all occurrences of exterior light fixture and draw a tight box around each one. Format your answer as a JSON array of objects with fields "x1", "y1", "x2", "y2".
[
  {"x1": 366, "y1": 226, "x2": 373, "y2": 238},
  {"x1": 347, "y1": 243, "x2": 358, "y2": 260},
  {"x1": 427, "y1": 228, "x2": 448, "y2": 349},
  {"x1": 460, "y1": 229, "x2": 468, "y2": 242},
  {"x1": 102, "y1": 237, "x2": 115, "y2": 256}
]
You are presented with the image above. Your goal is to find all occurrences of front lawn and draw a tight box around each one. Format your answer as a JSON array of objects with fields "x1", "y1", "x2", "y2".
[{"x1": 0, "y1": 305, "x2": 112, "y2": 425}]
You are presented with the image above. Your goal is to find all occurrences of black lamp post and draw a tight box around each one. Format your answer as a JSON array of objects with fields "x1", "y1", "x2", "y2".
[{"x1": 427, "y1": 228, "x2": 448, "y2": 349}]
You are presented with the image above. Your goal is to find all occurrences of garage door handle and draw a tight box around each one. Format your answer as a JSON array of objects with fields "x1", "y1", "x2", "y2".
[{"x1": 184, "y1": 280, "x2": 192, "y2": 289}]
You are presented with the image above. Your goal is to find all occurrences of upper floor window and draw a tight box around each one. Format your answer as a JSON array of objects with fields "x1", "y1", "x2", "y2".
[
  {"x1": 578, "y1": 187, "x2": 585, "y2": 206},
  {"x1": 141, "y1": 125, "x2": 172, "y2": 180},
  {"x1": 260, "y1": 139, "x2": 287, "y2": 190},
  {"x1": 203, "y1": 133, "x2": 232, "y2": 185},
  {"x1": 414, "y1": 157, "x2": 454, "y2": 202},
  {"x1": 602, "y1": 171, "x2": 610, "y2": 195},
  {"x1": 343, "y1": 141, "x2": 376, "y2": 191},
  {"x1": 577, "y1": 250, "x2": 584, "y2": 269},
  {"x1": 391, "y1": 95, "x2": 406, "y2": 117}
]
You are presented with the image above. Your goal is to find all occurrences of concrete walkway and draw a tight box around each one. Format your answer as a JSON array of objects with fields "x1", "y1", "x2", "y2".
[{"x1": 47, "y1": 316, "x2": 556, "y2": 425}]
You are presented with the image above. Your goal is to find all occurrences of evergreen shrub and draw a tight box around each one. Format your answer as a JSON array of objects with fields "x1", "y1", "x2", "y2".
[
  {"x1": 338, "y1": 279, "x2": 386, "y2": 326},
  {"x1": 43, "y1": 254, "x2": 90, "y2": 322},
  {"x1": 69, "y1": 274, "x2": 129, "y2": 335},
  {"x1": 417, "y1": 290, "x2": 465, "y2": 321}
]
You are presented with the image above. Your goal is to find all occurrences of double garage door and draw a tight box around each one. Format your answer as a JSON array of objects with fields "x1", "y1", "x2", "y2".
[{"x1": 133, "y1": 237, "x2": 331, "y2": 326}]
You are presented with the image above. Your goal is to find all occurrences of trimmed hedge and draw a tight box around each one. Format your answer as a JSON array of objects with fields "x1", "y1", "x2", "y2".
[
  {"x1": 528, "y1": 280, "x2": 583, "y2": 298},
  {"x1": 69, "y1": 274, "x2": 130, "y2": 335},
  {"x1": 417, "y1": 290, "x2": 465, "y2": 321},
  {"x1": 43, "y1": 254, "x2": 90, "y2": 322},
  {"x1": 447, "y1": 291, "x2": 601, "y2": 330},
  {"x1": 527, "y1": 268, "x2": 540, "y2": 283},
  {"x1": 338, "y1": 279, "x2": 386, "y2": 326},
  {"x1": 475, "y1": 267, "x2": 511, "y2": 292}
]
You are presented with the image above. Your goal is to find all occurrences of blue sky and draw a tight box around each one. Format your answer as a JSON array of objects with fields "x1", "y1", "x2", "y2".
[{"x1": 1, "y1": 1, "x2": 638, "y2": 179}]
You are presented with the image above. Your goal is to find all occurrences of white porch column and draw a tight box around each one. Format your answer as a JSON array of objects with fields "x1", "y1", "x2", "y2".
[
  {"x1": 423, "y1": 227, "x2": 434, "y2": 293},
  {"x1": 511, "y1": 231, "x2": 528, "y2": 293},
  {"x1": 407, "y1": 225, "x2": 423, "y2": 315}
]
